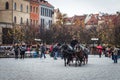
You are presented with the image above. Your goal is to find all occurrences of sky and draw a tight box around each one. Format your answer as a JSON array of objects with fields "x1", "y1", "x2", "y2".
[{"x1": 47, "y1": 0, "x2": 120, "y2": 17}]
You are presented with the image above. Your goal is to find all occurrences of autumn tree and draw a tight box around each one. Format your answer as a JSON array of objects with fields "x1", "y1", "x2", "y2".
[
  {"x1": 22, "y1": 25, "x2": 40, "y2": 44},
  {"x1": 7, "y1": 24, "x2": 40, "y2": 44},
  {"x1": 48, "y1": 13, "x2": 71, "y2": 43},
  {"x1": 2, "y1": 28, "x2": 13, "y2": 44},
  {"x1": 8, "y1": 24, "x2": 24, "y2": 44},
  {"x1": 97, "y1": 14, "x2": 118, "y2": 46},
  {"x1": 56, "y1": 13, "x2": 67, "y2": 26},
  {"x1": 114, "y1": 12, "x2": 120, "y2": 46}
]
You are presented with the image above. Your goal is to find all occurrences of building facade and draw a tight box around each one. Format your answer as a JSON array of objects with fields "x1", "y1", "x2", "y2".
[
  {"x1": 39, "y1": 0, "x2": 54, "y2": 29},
  {"x1": 0, "y1": 0, "x2": 55, "y2": 44},
  {"x1": 30, "y1": 0, "x2": 39, "y2": 26},
  {"x1": 13, "y1": 0, "x2": 30, "y2": 25},
  {"x1": 0, "y1": 0, "x2": 30, "y2": 44}
]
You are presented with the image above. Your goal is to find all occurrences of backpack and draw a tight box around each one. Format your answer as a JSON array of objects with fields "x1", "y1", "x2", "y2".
[
  {"x1": 20, "y1": 47, "x2": 26, "y2": 51},
  {"x1": 84, "y1": 48, "x2": 89, "y2": 54}
]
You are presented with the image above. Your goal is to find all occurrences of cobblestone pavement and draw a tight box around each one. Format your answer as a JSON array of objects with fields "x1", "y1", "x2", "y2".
[{"x1": 0, "y1": 55, "x2": 120, "y2": 80}]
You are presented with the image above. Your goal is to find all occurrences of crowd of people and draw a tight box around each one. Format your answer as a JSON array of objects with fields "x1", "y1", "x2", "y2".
[
  {"x1": 12, "y1": 43, "x2": 47, "y2": 59},
  {"x1": 92, "y1": 44, "x2": 120, "y2": 63},
  {"x1": 8, "y1": 37, "x2": 90, "y2": 61},
  {"x1": 0, "y1": 37, "x2": 120, "y2": 64}
]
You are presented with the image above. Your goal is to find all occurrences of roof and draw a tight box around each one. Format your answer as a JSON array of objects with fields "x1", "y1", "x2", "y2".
[
  {"x1": 29, "y1": 0, "x2": 54, "y2": 8},
  {"x1": 39, "y1": 0, "x2": 54, "y2": 8},
  {"x1": 65, "y1": 15, "x2": 86, "y2": 24},
  {"x1": 86, "y1": 14, "x2": 99, "y2": 25},
  {"x1": 73, "y1": 15, "x2": 86, "y2": 21},
  {"x1": 30, "y1": 0, "x2": 39, "y2": 5}
]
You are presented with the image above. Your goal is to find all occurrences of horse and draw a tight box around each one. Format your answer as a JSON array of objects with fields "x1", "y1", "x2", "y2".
[
  {"x1": 74, "y1": 45, "x2": 86, "y2": 66},
  {"x1": 61, "y1": 44, "x2": 75, "y2": 66},
  {"x1": 61, "y1": 44, "x2": 86, "y2": 66}
]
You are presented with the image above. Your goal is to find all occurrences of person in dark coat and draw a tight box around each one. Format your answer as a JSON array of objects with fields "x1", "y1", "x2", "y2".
[
  {"x1": 14, "y1": 44, "x2": 20, "y2": 59},
  {"x1": 20, "y1": 45, "x2": 26, "y2": 59},
  {"x1": 40, "y1": 43, "x2": 46, "y2": 58},
  {"x1": 53, "y1": 43, "x2": 61, "y2": 60},
  {"x1": 70, "y1": 37, "x2": 78, "y2": 50}
]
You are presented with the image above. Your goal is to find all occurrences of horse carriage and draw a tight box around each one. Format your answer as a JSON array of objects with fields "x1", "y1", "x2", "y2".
[{"x1": 61, "y1": 44, "x2": 88, "y2": 67}]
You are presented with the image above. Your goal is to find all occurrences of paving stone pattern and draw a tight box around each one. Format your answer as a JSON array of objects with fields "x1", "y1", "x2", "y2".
[{"x1": 0, "y1": 55, "x2": 120, "y2": 80}]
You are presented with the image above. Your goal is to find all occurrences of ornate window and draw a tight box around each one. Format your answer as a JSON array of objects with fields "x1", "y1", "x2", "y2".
[
  {"x1": 36, "y1": 7, "x2": 38, "y2": 13},
  {"x1": 14, "y1": 3, "x2": 16, "y2": 10},
  {"x1": 33, "y1": 7, "x2": 35, "y2": 13},
  {"x1": 30, "y1": 6, "x2": 32, "y2": 12},
  {"x1": 20, "y1": 4, "x2": 23, "y2": 12},
  {"x1": 26, "y1": 19, "x2": 29, "y2": 25},
  {"x1": 27, "y1": 5, "x2": 28, "y2": 13},
  {"x1": 5, "y1": 2, "x2": 9, "y2": 9},
  {"x1": 14, "y1": 16, "x2": 17, "y2": 23},
  {"x1": 30, "y1": 19, "x2": 32, "y2": 24},
  {"x1": 20, "y1": 17, "x2": 23, "y2": 24}
]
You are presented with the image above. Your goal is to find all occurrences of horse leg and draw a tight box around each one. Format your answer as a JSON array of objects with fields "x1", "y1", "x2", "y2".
[
  {"x1": 71, "y1": 58, "x2": 73, "y2": 63},
  {"x1": 83, "y1": 57, "x2": 85, "y2": 65},
  {"x1": 86, "y1": 55, "x2": 88, "y2": 64},
  {"x1": 75, "y1": 57, "x2": 78, "y2": 67},
  {"x1": 86, "y1": 58, "x2": 88, "y2": 64},
  {"x1": 64, "y1": 58, "x2": 67, "y2": 66},
  {"x1": 67, "y1": 58, "x2": 69, "y2": 65},
  {"x1": 67, "y1": 55, "x2": 72, "y2": 66},
  {"x1": 79, "y1": 58, "x2": 82, "y2": 66},
  {"x1": 79, "y1": 60, "x2": 82, "y2": 66},
  {"x1": 68, "y1": 58, "x2": 71, "y2": 66}
]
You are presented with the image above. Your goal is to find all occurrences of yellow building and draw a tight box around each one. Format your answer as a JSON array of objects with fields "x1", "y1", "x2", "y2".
[{"x1": 0, "y1": 0, "x2": 30, "y2": 44}]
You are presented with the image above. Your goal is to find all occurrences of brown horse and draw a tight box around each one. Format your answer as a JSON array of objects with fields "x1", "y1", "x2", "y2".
[
  {"x1": 75, "y1": 44, "x2": 89, "y2": 66},
  {"x1": 74, "y1": 48, "x2": 86, "y2": 66},
  {"x1": 62, "y1": 44, "x2": 86, "y2": 66}
]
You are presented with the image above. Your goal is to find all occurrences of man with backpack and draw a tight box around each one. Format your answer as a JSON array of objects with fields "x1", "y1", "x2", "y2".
[{"x1": 20, "y1": 45, "x2": 26, "y2": 59}]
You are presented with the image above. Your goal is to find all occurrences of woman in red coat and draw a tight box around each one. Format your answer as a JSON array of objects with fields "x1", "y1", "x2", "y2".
[{"x1": 98, "y1": 49, "x2": 102, "y2": 58}]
